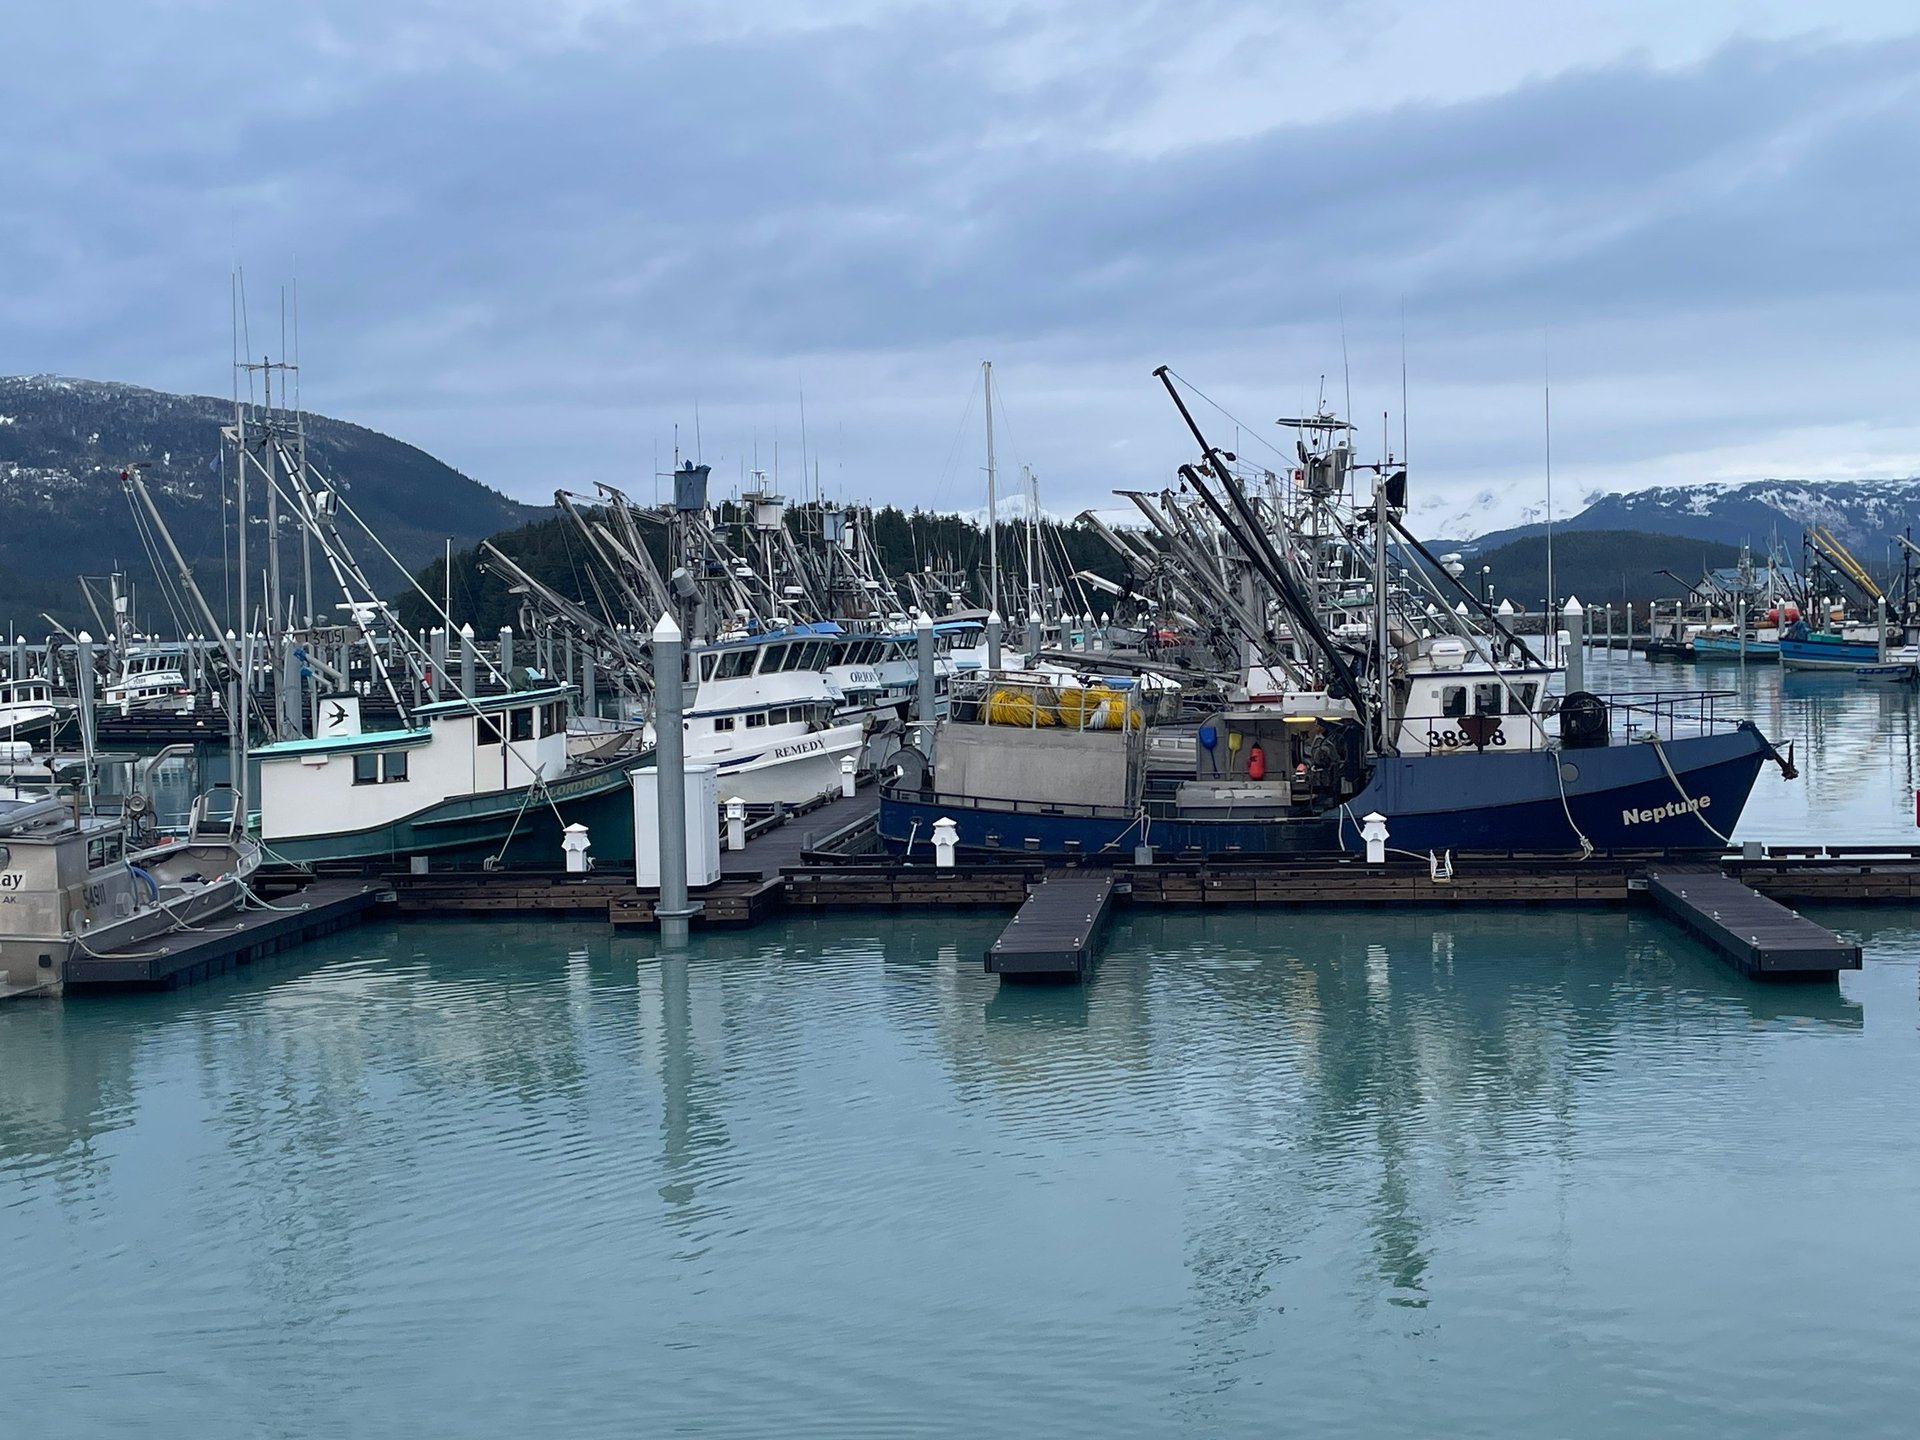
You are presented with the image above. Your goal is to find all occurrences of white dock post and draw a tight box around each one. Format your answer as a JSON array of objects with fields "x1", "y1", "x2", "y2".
[
  {"x1": 840, "y1": 755, "x2": 857, "y2": 797},
  {"x1": 986, "y1": 609, "x2": 1003, "y2": 673},
  {"x1": 1361, "y1": 812, "x2": 1389, "y2": 865},
  {"x1": 915, "y1": 612, "x2": 937, "y2": 750},
  {"x1": 562, "y1": 822, "x2": 592, "y2": 874},
  {"x1": 429, "y1": 626, "x2": 447, "y2": 701},
  {"x1": 653, "y1": 612, "x2": 692, "y2": 946},
  {"x1": 459, "y1": 623, "x2": 476, "y2": 698},
  {"x1": 1879, "y1": 594, "x2": 1889, "y2": 663},
  {"x1": 498, "y1": 625, "x2": 514, "y2": 675},
  {"x1": 1563, "y1": 597, "x2": 1584, "y2": 692},
  {"x1": 725, "y1": 796, "x2": 747, "y2": 851},
  {"x1": 932, "y1": 816, "x2": 959, "y2": 868}
]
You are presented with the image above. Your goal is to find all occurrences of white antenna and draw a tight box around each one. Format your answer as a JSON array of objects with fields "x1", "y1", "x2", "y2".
[
  {"x1": 1544, "y1": 334, "x2": 1556, "y2": 626},
  {"x1": 983, "y1": 360, "x2": 998, "y2": 615},
  {"x1": 1339, "y1": 302, "x2": 1353, "y2": 424},
  {"x1": 1399, "y1": 299, "x2": 1409, "y2": 469}
]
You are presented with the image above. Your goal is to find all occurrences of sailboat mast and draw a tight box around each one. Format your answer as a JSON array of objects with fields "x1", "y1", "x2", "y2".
[{"x1": 983, "y1": 360, "x2": 998, "y2": 616}]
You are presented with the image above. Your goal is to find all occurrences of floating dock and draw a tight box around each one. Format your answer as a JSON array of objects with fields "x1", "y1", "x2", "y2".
[
  {"x1": 15, "y1": 788, "x2": 1917, "y2": 999},
  {"x1": 62, "y1": 879, "x2": 394, "y2": 993},
  {"x1": 1645, "y1": 867, "x2": 1863, "y2": 978},
  {"x1": 986, "y1": 873, "x2": 1117, "y2": 982}
]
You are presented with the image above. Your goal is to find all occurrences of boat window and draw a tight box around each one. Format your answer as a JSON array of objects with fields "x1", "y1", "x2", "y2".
[
  {"x1": 1510, "y1": 683, "x2": 1540, "y2": 715},
  {"x1": 353, "y1": 753, "x2": 379, "y2": 785},
  {"x1": 1441, "y1": 686, "x2": 1467, "y2": 718},
  {"x1": 700, "y1": 654, "x2": 718, "y2": 682},
  {"x1": 713, "y1": 716, "x2": 734, "y2": 732},
  {"x1": 510, "y1": 708, "x2": 534, "y2": 742},
  {"x1": 1474, "y1": 683, "x2": 1503, "y2": 715},
  {"x1": 746, "y1": 712, "x2": 767, "y2": 728},
  {"x1": 544, "y1": 702, "x2": 566, "y2": 735},
  {"x1": 382, "y1": 751, "x2": 409, "y2": 783},
  {"x1": 783, "y1": 644, "x2": 810, "y2": 672},
  {"x1": 718, "y1": 650, "x2": 755, "y2": 680},
  {"x1": 759, "y1": 645, "x2": 787, "y2": 674},
  {"x1": 87, "y1": 834, "x2": 123, "y2": 870},
  {"x1": 477, "y1": 715, "x2": 502, "y2": 745}
]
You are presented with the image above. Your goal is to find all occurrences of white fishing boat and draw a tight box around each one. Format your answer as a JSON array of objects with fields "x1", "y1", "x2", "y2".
[
  {"x1": 103, "y1": 645, "x2": 193, "y2": 715},
  {"x1": 0, "y1": 676, "x2": 68, "y2": 746},
  {"x1": 252, "y1": 686, "x2": 644, "y2": 866},
  {"x1": 679, "y1": 629, "x2": 866, "y2": 804}
]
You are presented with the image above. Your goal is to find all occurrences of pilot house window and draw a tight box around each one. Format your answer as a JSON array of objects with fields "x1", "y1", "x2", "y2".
[
  {"x1": 510, "y1": 708, "x2": 534, "y2": 742},
  {"x1": 353, "y1": 753, "x2": 379, "y2": 785},
  {"x1": 1441, "y1": 686, "x2": 1467, "y2": 718},
  {"x1": 1474, "y1": 683, "x2": 1503, "y2": 715}
]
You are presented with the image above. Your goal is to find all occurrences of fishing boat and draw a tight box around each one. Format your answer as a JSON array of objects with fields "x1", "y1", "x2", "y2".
[
  {"x1": 1690, "y1": 626, "x2": 1781, "y2": 660},
  {"x1": 252, "y1": 686, "x2": 643, "y2": 867},
  {"x1": 680, "y1": 628, "x2": 867, "y2": 804},
  {"x1": 1779, "y1": 619, "x2": 1897, "y2": 671},
  {"x1": 0, "y1": 676, "x2": 69, "y2": 746},
  {"x1": 0, "y1": 789, "x2": 259, "y2": 999},
  {"x1": 879, "y1": 369, "x2": 1793, "y2": 859}
]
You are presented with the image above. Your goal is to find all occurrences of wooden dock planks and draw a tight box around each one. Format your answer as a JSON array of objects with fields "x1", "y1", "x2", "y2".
[
  {"x1": 1645, "y1": 867, "x2": 1863, "y2": 977},
  {"x1": 986, "y1": 873, "x2": 1117, "y2": 982}
]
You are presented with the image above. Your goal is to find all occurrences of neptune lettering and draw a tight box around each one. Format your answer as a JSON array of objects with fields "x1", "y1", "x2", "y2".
[{"x1": 1621, "y1": 795, "x2": 1711, "y2": 825}]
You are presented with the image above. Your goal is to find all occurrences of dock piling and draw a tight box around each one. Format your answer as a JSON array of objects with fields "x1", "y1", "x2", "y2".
[{"x1": 652, "y1": 611, "x2": 693, "y2": 946}]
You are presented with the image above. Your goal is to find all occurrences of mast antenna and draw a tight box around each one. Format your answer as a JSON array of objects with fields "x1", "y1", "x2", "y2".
[
  {"x1": 1339, "y1": 302, "x2": 1353, "y2": 425},
  {"x1": 1544, "y1": 333, "x2": 1556, "y2": 628},
  {"x1": 1399, "y1": 299, "x2": 1409, "y2": 468}
]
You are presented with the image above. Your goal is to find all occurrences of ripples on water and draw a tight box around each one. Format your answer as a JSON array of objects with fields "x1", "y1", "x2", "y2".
[{"x1": 3, "y1": 660, "x2": 1920, "y2": 1436}]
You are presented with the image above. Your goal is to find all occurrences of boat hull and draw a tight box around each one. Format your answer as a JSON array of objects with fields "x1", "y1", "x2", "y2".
[
  {"x1": 1781, "y1": 637, "x2": 1883, "y2": 671},
  {"x1": 1690, "y1": 637, "x2": 1780, "y2": 660},
  {"x1": 697, "y1": 723, "x2": 866, "y2": 806},
  {"x1": 879, "y1": 726, "x2": 1773, "y2": 857}
]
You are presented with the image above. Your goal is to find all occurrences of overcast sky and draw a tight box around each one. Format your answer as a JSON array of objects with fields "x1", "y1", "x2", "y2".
[{"x1": 5, "y1": 1, "x2": 1917, "y2": 535}]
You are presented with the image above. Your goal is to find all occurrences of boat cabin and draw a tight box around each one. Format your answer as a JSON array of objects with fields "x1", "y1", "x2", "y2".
[
  {"x1": 1391, "y1": 639, "x2": 1552, "y2": 755},
  {"x1": 0, "y1": 798, "x2": 139, "y2": 968}
]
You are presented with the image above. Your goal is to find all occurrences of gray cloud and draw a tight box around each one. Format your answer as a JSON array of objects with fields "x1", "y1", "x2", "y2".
[{"x1": 2, "y1": 5, "x2": 1917, "y2": 535}]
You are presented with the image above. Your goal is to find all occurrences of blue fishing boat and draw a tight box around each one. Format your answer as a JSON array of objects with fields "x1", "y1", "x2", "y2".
[
  {"x1": 1779, "y1": 629, "x2": 1890, "y2": 671},
  {"x1": 879, "y1": 369, "x2": 1795, "y2": 859},
  {"x1": 1690, "y1": 632, "x2": 1780, "y2": 660}
]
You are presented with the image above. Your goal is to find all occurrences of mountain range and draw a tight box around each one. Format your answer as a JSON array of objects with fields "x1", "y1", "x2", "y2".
[
  {"x1": 0, "y1": 376, "x2": 539, "y2": 630},
  {"x1": 1437, "y1": 477, "x2": 1920, "y2": 570}
]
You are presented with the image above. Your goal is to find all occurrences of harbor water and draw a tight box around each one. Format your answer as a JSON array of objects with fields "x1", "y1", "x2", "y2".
[{"x1": 5, "y1": 654, "x2": 1920, "y2": 1436}]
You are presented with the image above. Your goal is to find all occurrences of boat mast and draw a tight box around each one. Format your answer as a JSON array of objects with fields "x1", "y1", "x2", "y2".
[
  {"x1": 983, "y1": 360, "x2": 998, "y2": 617},
  {"x1": 1375, "y1": 472, "x2": 1395, "y2": 754}
]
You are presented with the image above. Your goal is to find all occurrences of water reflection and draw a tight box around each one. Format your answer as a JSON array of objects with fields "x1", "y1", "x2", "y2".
[
  {"x1": 0, "y1": 888, "x2": 1910, "y2": 1435},
  {"x1": 1580, "y1": 650, "x2": 1920, "y2": 843}
]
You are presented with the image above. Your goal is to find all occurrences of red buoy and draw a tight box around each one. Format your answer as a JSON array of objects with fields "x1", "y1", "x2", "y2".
[{"x1": 1247, "y1": 744, "x2": 1267, "y2": 780}]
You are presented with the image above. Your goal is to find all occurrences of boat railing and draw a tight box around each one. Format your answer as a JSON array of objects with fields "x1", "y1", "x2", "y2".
[
  {"x1": 1390, "y1": 689, "x2": 1745, "y2": 747},
  {"x1": 879, "y1": 780, "x2": 1133, "y2": 822},
  {"x1": 1580, "y1": 689, "x2": 1745, "y2": 742}
]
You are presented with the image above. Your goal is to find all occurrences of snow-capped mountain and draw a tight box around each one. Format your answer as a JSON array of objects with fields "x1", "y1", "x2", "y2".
[{"x1": 1450, "y1": 477, "x2": 1920, "y2": 561}]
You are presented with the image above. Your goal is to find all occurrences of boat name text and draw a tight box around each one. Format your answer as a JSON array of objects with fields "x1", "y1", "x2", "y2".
[{"x1": 1621, "y1": 796, "x2": 1711, "y2": 826}]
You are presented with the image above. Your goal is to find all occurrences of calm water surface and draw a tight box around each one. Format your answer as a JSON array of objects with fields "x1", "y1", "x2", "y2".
[{"x1": 5, "y1": 657, "x2": 1920, "y2": 1437}]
